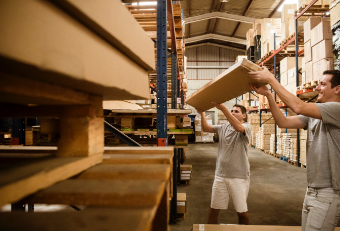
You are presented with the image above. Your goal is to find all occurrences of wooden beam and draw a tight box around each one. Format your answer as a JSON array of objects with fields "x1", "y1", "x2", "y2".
[
  {"x1": 184, "y1": 12, "x2": 255, "y2": 24},
  {"x1": 212, "y1": 2, "x2": 224, "y2": 33},
  {"x1": 231, "y1": 0, "x2": 254, "y2": 37},
  {"x1": 269, "y1": 0, "x2": 286, "y2": 18},
  {"x1": 185, "y1": 34, "x2": 247, "y2": 45}
]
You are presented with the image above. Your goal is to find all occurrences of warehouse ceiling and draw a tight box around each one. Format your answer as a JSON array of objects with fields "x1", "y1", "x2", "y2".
[{"x1": 181, "y1": 0, "x2": 284, "y2": 50}]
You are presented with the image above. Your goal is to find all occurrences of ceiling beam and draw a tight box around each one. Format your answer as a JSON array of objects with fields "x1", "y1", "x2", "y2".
[
  {"x1": 212, "y1": 2, "x2": 224, "y2": 33},
  {"x1": 184, "y1": 12, "x2": 255, "y2": 25},
  {"x1": 268, "y1": 0, "x2": 285, "y2": 18},
  {"x1": 185, "y1": 34, "x2": 247, "y2": 45},
  {"x1": 231, "y1": 0, "x2": 254, "y2": 37},
  {"x1": 206, "y1": 0, "x2": 218, "y2": 33},
  {"x1": 187, "y1": 0, "x2": 191, "y2": 38},
  {"x1": 186, "y1": 42, "x2": 246, "y2": 52}
]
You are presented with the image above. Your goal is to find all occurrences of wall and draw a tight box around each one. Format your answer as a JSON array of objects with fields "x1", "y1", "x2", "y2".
[{"x1": 185, "y1": 43, "x2": 246, "y2": 124}]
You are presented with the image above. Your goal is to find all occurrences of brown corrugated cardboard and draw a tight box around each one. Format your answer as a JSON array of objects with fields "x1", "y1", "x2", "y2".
[
  {"x1": 289, "y1": 16, "x2": 308, "y2": 37},
  {"x1": 121, "y1": 117, "x2": 134, "y2": 128},
  {"x1": 167, "y1": 116, "x2": 176, "y2": 129},
  {"x1": 177, "y1": 193, "x2": 186, "y2": 214},
  {"x1": 304, "y1": 40, "x2": 312, "y2": 62},
  {"x1": 246, "y1": 29, "x2": 254, "y2": 48},
  {"x1": 288, "y1": 67, "x2": 302, "y2": 85},
  {"x1": 302, "y1": 72, "x2": 306, "y2": 85},
  {"x1": 185, "y1": 59, "x2": 263, "y2": 111},
  {"x1": 0, "y1": 0, "x2": 151, "y2": 100},
  {"x1": 253, "y1": 19, "x2": 263, "y2": 33},
  {"x1": 304, "y1": 17, "x2": 322, "y2": 43},
  {"x1": 280, "y1": 57, "x2": 302, "y2": 74},
  {"x1": 330, "y1": 2, "x2": 340, "y2": 26},
  {"x1": 175, "y1": 135, "x2": 188, "y2": 146},
  {"x1": 311, "y1": 20, "x2": 332, "y2": 46},
  {"x1": 281, "y1": 21, "x2": 289, "y2": 40},
  {"x1": 281, "y1": 4, "x2": 297, "y2": 23},
  {"x1": 302, "y1": 57, "x2": 306, "y2": 72},
  {"x1": 313, "y1": 58, "x2": 334, "y2": 81},
  {"x1": 312, "y1": 39, "x2": 333, "y2": 63},
  {"x1": 306, "y1": 61, "x2": 313, "y2": 83},
  {"x1": 280, "y1": 72, "x2": 288, "y2": 86}
]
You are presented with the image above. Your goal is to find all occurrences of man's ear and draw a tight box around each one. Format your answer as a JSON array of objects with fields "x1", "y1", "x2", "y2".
[{"x1": 335, "y1": 85, "x2": 340, "y2": 94}]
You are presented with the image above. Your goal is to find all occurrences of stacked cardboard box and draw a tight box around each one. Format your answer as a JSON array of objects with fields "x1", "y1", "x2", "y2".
[
  {"x1": 261, "y1": 18, "x2": 281, "y2": 55},
  {"x1": 290, "y1": 138, "x2": 298, "y2": 163},
  {"x1": 270, "y1": 134, "x2": 276, "y2": 154},
  {"x1": 281, "y1": 4, "x2": 297, "y2": 40},
  {"x1": 180, "y1": 165, "x2": 192, "y2": 181},
  {"x1": 280, "y1": 57, "x2": 302, "y2": 94},
  {"x1": 235, "y1": 55, "x2": 248, "y2": 63},
  {"x1": 248, "y1": 114, "x2": 260, "y2": 146},
  {"x1": 195, "y1": 115, "x2": 214, "y2": 143},
  {"x1": 298, "y1": 0, "x2": 326, "y2": 9},
  {"x1": 175, "y1": 135, "x2": 189, "y2": 146},
  {"x1": 258, "y1": 124, "x2": 275, "y2": 151},
  {"x1": 300, "y1": 129, "x2": 307, "y2": 166},
  {"x1": 253, "y1": 19, "x2": 262, "y2": 62},
  {"x1": 304, "y1": 18, "x2": 334, "y2": 84},
  {"x1": 177, "y1": 193, "x2": 186, "y2": 218}
]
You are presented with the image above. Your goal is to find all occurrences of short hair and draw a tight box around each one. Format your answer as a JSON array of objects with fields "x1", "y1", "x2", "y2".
[
  {"x1": 323, "y1": 70, "x2": 340, "y2": 88},
  {"x1": 233, "y1": 104, "x2": 247, "y2": 122}
]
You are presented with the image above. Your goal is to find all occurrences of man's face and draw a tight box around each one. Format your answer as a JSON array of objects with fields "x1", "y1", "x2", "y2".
[
  {"x1": 315, "y1": 74, "x2": 337, "y2": 103},
  {"x1": 231, "y1": 106, "x2": 246, "y2": 122}
]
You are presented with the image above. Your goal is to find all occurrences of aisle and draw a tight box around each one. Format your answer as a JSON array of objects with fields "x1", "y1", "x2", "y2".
[{"x1": 171, "y1": 143, "x2": 308, "y2": 230}]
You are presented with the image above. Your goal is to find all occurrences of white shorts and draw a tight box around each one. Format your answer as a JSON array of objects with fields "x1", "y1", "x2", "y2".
[{"x1": 210, "y1": 175, "x2": 250, "y2": 213}]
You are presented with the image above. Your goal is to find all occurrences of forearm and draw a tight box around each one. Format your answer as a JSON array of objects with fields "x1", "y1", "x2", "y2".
[
  {"x1": 200, "y1": 112, "x2": 211, "y2": 132},
  {"x1": 221, "y1": 108, "x2": 244, "y2": 132},
  {"x1": 269, "y1": 78, "x2": 304, "y2": 114},
  {"x1": 265, "y1": 93, "x2": 289, "y2": 128}
]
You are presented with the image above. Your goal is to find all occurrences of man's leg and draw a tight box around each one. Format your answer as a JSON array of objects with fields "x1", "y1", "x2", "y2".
[
  {"x1": 237, "y1": 212, "x2": 249, "y2": 225},
  {"x1": 208, "y1": 208, "x2": 220, "y2": 224},
  {"x1": 303, "y1": 187, "x2": 339, "y2": 231}
]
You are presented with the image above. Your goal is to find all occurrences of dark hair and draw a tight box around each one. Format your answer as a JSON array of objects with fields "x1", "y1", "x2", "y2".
[
  {"x1": 323, "y1": 70, "x2": 340, "y2": 88},
  {"x1": 233, "y1": 104, "x2": 247, "y2": 122}
]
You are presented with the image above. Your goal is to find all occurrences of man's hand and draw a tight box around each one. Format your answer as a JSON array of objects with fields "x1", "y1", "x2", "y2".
[
  {"x1": 249, "y1": 84, "x2": 271, "y2": 96},
  {"x1": 248, "y1": 67, "x2": 275, "y2": 85},
  {"x1": 195, "y1": 108, "x2": 204, "y2": 115},
  {"x1": 212, "y1": 102, "x2": 226, "y2": 111}
]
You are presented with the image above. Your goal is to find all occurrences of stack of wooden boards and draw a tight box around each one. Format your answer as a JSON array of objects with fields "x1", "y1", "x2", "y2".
[{"x1": 0, "y1": 1, "x2": 176, "y2": 230}]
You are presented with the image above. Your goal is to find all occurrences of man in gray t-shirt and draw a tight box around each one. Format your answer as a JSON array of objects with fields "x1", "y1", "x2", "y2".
[
  {"x1": 248, "y1": 69, "x2": 340, "y2": 230},
  {"x1": 196, "y1": 103, "x2": 252, "y2": 225}
]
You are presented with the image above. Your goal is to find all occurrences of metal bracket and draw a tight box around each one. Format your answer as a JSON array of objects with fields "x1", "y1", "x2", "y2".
[{"x1": 104, "y1": 121, "x2": 142, "y2": 147}]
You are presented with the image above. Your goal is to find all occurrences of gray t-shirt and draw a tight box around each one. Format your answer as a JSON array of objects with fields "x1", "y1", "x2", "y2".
[
  {"x1": 212, "y1": 122, "x2": 252, "y2": 179},
  {"x1": 298, "y1": 102, "x2": 340, "y2": 190}
]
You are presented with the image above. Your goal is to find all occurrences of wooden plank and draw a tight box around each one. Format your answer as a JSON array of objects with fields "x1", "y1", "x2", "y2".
[
  {"x1": 74, "y1": 164, "x2": 170, "y2": 181},
  {"x1": 53, "y1": 0, "x2": 155, "y2": 71},
  {"x1": 0, "y1": 207, "x2": 155, "y2": 231},
  {"x1": 192, "y1": 224, "x2": 340, "y2": 231},
  {"x1": 102, "y1": 154, "x2": 172, "y2": 165},
  {"x1": 23, "y1": 179, "x2": 166, "y2": 207},
  {"x1": 185, "y1": 59, "x2": 263, "y2": 111},
  {"x1": 57, "y1": 116, "x2": 104, "y2": 157},
  {"x1": 0, "y1": 154, "x2": 102, "y2": 207},
  {"x1": 0, "y1": 74, "x2": 91, "y2": 105},
  {"x1": 104, "y1": 147, "x2": 174, "y2": 155}
]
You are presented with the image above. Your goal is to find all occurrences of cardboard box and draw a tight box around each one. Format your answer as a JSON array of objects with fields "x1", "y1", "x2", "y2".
[
  {"x1": 302, "y1": 57, "x2": 306, "y2": 72},
  {"x1": 246, "y1": 29, "x2": 254, "y2": 48},
  {"x1": 175, "y1": 134, "x2": 188, "y2": 146},
  {"x1": 331, "y1": 2, "x2": 340, "y2": 26},
  {"x1": 288, "y1": 67, "x2": 302, "y2": 85},
  {"x1": 304, "y1": 40, "x2": 312, "y2": 62},
  {"x1": 0, "y1": 0, "x2": 152, "y2": 100},
  {"x1": 253, "y1": 19, "x2": 263, "y2": 33},
  {"x1": 313, "y1": 58, "x2": 334, "y2": 81},
  {"x1": 185, "y1": 59, "x2": 263, "y2": 111},
  {"x1": 305, "y1": 61, "x2": 313, "y2": 83},
  {"x1": 281, "y1": 4, "x2": 297, "y2": 23},
  {"x1": 280, "y1": 57, "x2": 302, "y2": 74},
  {"x1": 181, "y1": 165, "x2": 192, "y2": 171},
  {"x1": 183, "y1": 117, "x2": 191, "y2": 127},
  {"x1": 302, "y1": 72, "x2": 306, "y2": 85},
  {"x1": 235, "y1": 55, "x2": 247, "y2": 63},
  {"x1": 311, "y1": 20, "x2": 332, "y2": 46},
  {"x1": 195, "y1": 136, "x2": 202, "y2": 142},
  {"x1": 280, "y1": 71, "x2": 288, "y2": 86},
  {"x1": 281, "y1": 21, "x2": 289, "y2": 40},
  {"x1": 312, "y1": 39, "x2": 333, "y2": 63},
  {"x1": 167, "y1": 116, "x2": 176, "y2": 129},
  {"x1": 177, "y1": 193, "x2": 186, "y2": 214},
  {"x1": 121, "y1": 117, "x2": 134, "y2": 128},
  {"x1": 304, "y1": 17, "x2": 322, "y2": 43},
  {"x1": 288, "y1": 16, "x2": 308, "y2": 36}
]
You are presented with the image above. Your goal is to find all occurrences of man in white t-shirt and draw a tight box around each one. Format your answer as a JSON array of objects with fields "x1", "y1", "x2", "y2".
[
  {"x1": 248, "y1": 69, "x2": 340, "y2": 230},
  {"x1": 196, "y1": 103, "x2": 252, "y2": 225}
]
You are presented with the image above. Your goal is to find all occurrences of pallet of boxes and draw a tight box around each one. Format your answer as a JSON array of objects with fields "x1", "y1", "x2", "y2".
[
  {"x1": 261, "y1": 18, "x2": 281, "y2": 57},
  {"x1": 180, "y1": 164, "x2": 192, "y2": 184},
  {"x1": 248, "y1": 113, "x2": 260, "y2": 148},
  {"x1": 304, "y1": 17, "x2": 333, "y2": 87},
  {"x1": 177, "y1": 193, "x2": 187, "y2": 220},
  {"x1": 300, "y1": 129, "x2": 308, "y2": 168},
  {"x1": 195, "y1": 114, "x2": 214, "y2": 143}
]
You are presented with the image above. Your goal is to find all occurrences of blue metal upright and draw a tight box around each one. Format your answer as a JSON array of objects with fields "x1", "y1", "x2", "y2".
[
  {"x1": 156, "y1": 0, "x2": 168, "y2": 146},
  {"x1": 171, "y1": 53, "x2": 177, "y2": 109},
  {"x1": 274, "y1": 33, "x2": 277, "y2": 154},
  {"x1": 295, "y1": 17, "x2": 300, "y2": 165}
]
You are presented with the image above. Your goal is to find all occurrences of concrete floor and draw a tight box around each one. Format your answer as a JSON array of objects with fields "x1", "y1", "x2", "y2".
[{"x1": 171, "y1": 143, "x2": 311, "y2": 230}]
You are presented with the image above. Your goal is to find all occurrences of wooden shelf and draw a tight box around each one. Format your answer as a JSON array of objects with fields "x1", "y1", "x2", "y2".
[
  {"x1": 0, "y1": 153, "x2": 102, "y2": 207},
  {"x1": 0, "y1": 207, "x2": 155, "y2": 231}
]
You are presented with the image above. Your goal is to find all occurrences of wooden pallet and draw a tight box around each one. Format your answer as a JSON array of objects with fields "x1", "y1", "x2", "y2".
[
  {"x1": 304, "y1": 80, "x2": 319, "y2": 89},
  {"x1": 288, "y1": 159, "x2": 299, "y2": 167},
  {"x1": 298, "y1": 4, "x2": 330, "y2": 15}
]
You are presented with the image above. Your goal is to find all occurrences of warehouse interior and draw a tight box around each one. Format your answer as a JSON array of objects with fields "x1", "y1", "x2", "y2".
[{"x1": 0, "y1": 0, "x2": 340, "y2": 230}]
